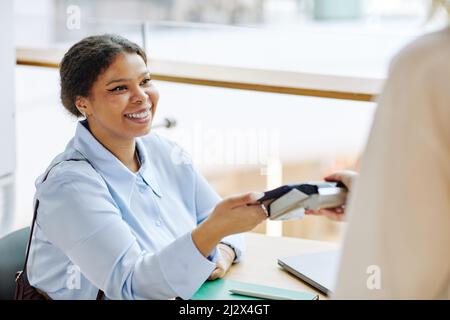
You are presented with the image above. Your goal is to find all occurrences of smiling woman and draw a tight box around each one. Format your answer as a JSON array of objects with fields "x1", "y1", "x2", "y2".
[
  {"x1": 83, "y1": 53, "x2": 157, "y2": 140},
  {"x1": 59, "y1": 35, "x2": 159, "y2": 172},
  {"x1": 19, "y1": 34, "x2": 268, "y2": 300}
]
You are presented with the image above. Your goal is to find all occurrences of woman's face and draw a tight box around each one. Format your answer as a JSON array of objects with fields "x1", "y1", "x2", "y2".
[{"x1": 79, "y1": 52, "x2": 159, "y2": 142}]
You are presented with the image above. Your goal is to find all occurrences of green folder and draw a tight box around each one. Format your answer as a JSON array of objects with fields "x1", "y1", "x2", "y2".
[{"x1": 191, "y1": 278, "x2": 318, "y2": 300}]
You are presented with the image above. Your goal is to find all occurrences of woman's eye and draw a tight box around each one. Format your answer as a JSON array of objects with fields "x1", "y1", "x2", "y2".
[
  {"x1": 141, "y1": 78, "x2": 151, "y2": 86},
  {"x1": 109, "y1": 85, "x2": 127, "y2": 92}
]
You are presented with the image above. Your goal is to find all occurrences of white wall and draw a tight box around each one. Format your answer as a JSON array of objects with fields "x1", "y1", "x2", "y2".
[
  {"x1": 0, "y1": 0, "x2": 16, "y2": 236},
  {"x1": 0, "y1": 0, "x2": 15, "y2": 177},
  {"x1": 13, "y1": 0, "x2": 54, "y2": 47}
]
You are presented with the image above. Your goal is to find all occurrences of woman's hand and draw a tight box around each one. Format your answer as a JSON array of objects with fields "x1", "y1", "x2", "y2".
[
  {"x1": 192, "y1": 192, "x2": 267, "y2": 258},
  {"x1": 208, "y1": 243, "x2": 236, "y2": 280},
  {"x1": 305, "y1": 170, "x2": 358, "y2": 221},
  {"x1": 208, "y1": 192, "x2": 268, "y2": 236},
  {"x1": 325, "y1": 170, "x2": 357, "y2": 190}
]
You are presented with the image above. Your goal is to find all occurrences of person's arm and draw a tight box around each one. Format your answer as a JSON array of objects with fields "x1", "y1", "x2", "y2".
[
  {"x1": 32, "y1": 162, "x2": 265, "y2": 300},
  {"x1": 191, "y1": 164, "x2": 246, "y2": 264},
  {"x1": 193, "y1": 162, "x2": 264, "y2": 280},
  {"x1": 333, "y1": 38, "x2": 450, "y2": 299},
  {"x1": 188, "y1": 162, "x2": 263, "y2": 280},
  {"x1": 192, "y1": 192, "x2": 263, "y2": 258}
]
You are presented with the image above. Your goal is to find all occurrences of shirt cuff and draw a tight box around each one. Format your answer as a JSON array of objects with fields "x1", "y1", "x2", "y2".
[
  {"x1": 158, "y1": 232, "x2": 216, "y2": 300},
  {"x1": 220, "y1": 233, "x2": 245, "y2": 263},
  {"x1": 207, "y1": 246, "x2": 221, "y2": 263}
]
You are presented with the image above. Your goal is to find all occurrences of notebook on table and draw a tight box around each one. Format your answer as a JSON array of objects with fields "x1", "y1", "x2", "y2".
[{"x1": 191, "y1": 278, "x2": 318, "y2": 300}]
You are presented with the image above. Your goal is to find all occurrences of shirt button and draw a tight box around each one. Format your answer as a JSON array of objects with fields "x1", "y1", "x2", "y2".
[{"x1": 155, "y1": 220, "x2": 162, "y2": 227}]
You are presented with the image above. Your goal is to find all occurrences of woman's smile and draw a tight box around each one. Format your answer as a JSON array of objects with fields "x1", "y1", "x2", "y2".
[{"x1": 123, "y1": 105, "x2": 153, "y2": 124}]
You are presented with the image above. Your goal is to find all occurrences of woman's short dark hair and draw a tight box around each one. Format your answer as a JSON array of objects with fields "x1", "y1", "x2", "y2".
[{"x1": 60, "y1": 34, "x2": 147, "y2": 117}]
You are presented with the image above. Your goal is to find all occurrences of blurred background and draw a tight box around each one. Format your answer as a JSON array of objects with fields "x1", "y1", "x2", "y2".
[{"x1": 1, "y1": 0, "x2": 448, "y2": 242}]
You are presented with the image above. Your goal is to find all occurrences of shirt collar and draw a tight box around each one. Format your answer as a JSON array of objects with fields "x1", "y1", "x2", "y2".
[
  {"x1": 135, "y1": 137, "x2": 162, "y2": 198},
  {"x1": 73, "y1": 121, "x2": 162, "y2": 204}
]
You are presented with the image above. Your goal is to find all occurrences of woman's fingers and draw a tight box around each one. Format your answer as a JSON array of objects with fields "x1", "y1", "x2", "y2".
[
  {"x1": 305, "y1": 208, "x2": 345, "y2": 221},
  {"x1": 254, "y1": 205, "x2": 270, "y2": 221},
  {"x1": 208, "y1": 265, "x2": 226, "y2": 280},
  {"x1": 209, "y1": 195, "x2": 268, "y2": 237},
  {"x1": 322, "y1": 210, "x2": 345, "y2": 221},
  {"x1": 324, "y1": 173, "x2": 343, "y2": 182},
  {"x1": 305, "y1": 208, "x2": 344, "y2": 215},
  {"x1": 208, "y1": 269, "x2": 220, "y2": 280},
  {"x1": 241, "y1": 202, "x2": 269, "y2": 219},
  {"x1": 324, "y1": 170, "x2": 357, "y2": 190},
  {"x1": 324, "y1": 172, "x2": 348, "y2": 186},
  {"x1": 224, "y1": 192, "x2": 265, "y2": 209}
]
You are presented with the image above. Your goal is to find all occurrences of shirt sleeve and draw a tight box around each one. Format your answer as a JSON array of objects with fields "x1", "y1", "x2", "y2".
[
  {"x1": 35, "y1": 162, "x2": 217, "y2": 300},
  {"x1": 333, "y1": 39, "x2": 450, "y2": 299},
  {"x1": 190, "y1": 161, "x2": 245, "y2": 263}
]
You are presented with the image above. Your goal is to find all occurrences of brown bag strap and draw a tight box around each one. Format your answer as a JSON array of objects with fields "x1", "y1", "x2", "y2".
[
  {"x1": 22, "y1": 164, "x2": 54, "y2": 273},
  {"x1": 22, "y1": 201, "x2": 38, "y2": 273},
  {"x1": 24, "y1": 159, "x2": 104, "y2": 300}
]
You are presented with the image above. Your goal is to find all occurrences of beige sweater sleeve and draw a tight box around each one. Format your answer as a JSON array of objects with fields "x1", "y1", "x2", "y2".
[{"x1": 332, "y1": 29, "x2": 450, "y2": 299}]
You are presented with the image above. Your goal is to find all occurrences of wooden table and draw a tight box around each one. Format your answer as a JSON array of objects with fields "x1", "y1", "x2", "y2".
[{"x1": 225, "y1": 232, "x2": 339, "y2": 300}]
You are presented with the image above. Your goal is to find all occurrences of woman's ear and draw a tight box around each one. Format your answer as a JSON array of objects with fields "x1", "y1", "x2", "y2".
[{"x1": 75, "y1": 96, "x2": 91, "y2": 118}]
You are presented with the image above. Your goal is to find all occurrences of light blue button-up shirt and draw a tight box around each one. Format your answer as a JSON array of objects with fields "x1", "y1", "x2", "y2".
[{"x1": 27, "y1": 120, "x2": 244, "y2": 300}]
